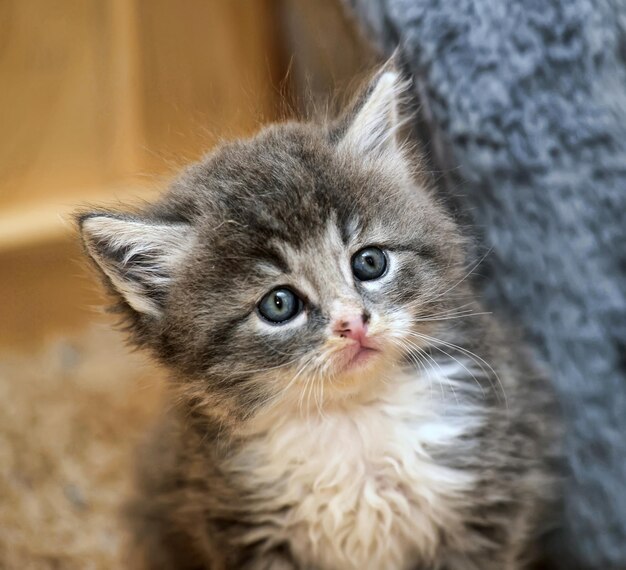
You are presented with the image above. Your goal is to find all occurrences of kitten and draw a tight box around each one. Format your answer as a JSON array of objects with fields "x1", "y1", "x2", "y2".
[{"x1": 78, "y1": 66, "x2": 561, "y2": 570}]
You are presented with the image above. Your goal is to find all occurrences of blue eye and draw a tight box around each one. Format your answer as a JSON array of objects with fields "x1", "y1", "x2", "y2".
[
  {"x1": 257, "y1": 288, "x2": 303, "y2": 324},
  {"x1": 352, "y1": 247, "x2": 387, "y2": 281}
]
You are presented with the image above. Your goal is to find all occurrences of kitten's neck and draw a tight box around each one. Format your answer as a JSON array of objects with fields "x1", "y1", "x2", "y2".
[{"x1": 237, "y1": 353, "x2": 484, "y2": 440}]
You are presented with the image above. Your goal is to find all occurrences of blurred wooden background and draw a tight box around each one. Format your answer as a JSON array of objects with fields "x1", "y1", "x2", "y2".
[{"x1": 0, "y1": 0, "x2": 372, "y2": 350}]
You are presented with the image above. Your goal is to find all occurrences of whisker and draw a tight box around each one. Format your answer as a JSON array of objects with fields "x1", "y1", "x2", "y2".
[
  {"x1": 413, "y1": 343, "x2": 462, "y2": 406},
  {"x1": 402, "y1": 336, "x2": 486, "y2": 402},
  {"x1": 412, "y1": 311, "x2": 491, "y2": 324},
  {"x1": 389, "y1": 337, "x2": 436, "y2": 400},
  {"x1": 406, "y1": 331, "x2": 507, "y2": 407}
]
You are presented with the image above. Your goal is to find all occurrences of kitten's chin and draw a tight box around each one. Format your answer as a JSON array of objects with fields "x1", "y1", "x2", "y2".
[{"x1": 328, "y1": 341, "x2": 395, "y2": 397}]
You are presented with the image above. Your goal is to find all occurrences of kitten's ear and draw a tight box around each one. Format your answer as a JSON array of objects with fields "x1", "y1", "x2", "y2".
[
  {"x1": 336, "y1": 63, "x2": 409, "y2": 159},
  {"x1": 78, "y1": 213, "x2": 193, "y2": 318}
]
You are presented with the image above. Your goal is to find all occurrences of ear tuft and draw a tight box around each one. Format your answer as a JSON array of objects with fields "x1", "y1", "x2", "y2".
[
  {"x1": 338, "y1": 67, "x2": 410, "y2": 159},
  {"x1": 78, "y1": 213, "x2": 192, "y2": 317}
]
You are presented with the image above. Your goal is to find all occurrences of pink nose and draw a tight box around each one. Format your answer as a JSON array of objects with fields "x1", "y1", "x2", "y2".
[{"x1": 333, "y1": 312, "x2": 370, "y2": 343}]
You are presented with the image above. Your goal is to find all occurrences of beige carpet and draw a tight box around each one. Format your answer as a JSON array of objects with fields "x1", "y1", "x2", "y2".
[{"x1": 0, "y1": 326, "x2": 166, "y2": 569}]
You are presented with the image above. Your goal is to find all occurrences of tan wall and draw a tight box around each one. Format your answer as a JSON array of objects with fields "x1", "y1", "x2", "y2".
[{"x1": 0, "y1": 0, "x2": 286, "y2": 349}]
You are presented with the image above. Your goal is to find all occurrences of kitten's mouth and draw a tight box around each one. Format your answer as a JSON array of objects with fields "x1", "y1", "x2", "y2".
[{"x1": 339, "y1": 340, "x2": 382, "y2": 371}]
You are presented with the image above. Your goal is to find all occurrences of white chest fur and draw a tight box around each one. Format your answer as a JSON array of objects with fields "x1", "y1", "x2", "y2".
[{"x1": 230, "y1": 364, "x2": 483, "y2": 570}]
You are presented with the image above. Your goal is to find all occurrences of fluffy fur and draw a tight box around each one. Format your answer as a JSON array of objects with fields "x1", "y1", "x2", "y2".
[
  {"x1": 343, "y1": 2, "x2": 626, "y2": 567},
  {"x1": 227, "y1": 363, "x2": 481, "y2": 570},
  {"x1": 78, "y1": 67, "x2": 560, "y2": 569}
]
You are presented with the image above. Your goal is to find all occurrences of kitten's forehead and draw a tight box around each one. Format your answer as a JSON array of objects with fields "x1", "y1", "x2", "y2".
[
  {"x1": 269, "y1": 218, "x2": 357, "y2": 302},
  {"x1": 193, "y1": 125, "x2": 376, "y2": 249}
]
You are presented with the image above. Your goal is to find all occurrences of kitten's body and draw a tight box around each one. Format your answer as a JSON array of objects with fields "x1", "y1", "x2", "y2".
[
  {"x1": 79, "y1": 68, "x2": 560, "y2": 569},
  {"x1": 132, "y1": 317, "x2": 555, "y2": 570}
]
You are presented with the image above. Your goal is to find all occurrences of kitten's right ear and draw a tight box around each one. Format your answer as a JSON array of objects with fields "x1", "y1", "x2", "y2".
[
  {"x1": 77, "y1": 213, "x2": 193, "y2": 318},
  {"x1": 334, "y1": 60, "x2": 410, "y2": 160}
]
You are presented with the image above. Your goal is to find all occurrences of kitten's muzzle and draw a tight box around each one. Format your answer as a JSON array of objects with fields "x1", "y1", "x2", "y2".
[{"x1": 332, "y1": 311, "x2": 381, "y2": 370}]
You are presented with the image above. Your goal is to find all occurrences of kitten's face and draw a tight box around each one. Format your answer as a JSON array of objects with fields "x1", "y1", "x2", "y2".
[{"x1": 79, "y1": 69, "x2": 466, "y2": 420}]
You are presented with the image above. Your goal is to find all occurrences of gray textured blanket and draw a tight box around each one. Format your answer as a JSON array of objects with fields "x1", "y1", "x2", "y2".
[{"x1": 343, "y1": 1, "x2": 626, "y2": 568}]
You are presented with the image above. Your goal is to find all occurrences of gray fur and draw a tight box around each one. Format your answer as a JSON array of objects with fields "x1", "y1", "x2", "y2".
[
  {"x1": 343, "y1": 1, "x2": 626, "y2": 567},
  {"x1": 78, "y1": 70, "x2": 560, "y2": 569}
]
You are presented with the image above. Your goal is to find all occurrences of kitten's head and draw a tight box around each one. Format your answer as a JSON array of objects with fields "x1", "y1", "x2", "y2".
[{"x1": 78, "y1": 67, "x2": 468, "y2": 423}]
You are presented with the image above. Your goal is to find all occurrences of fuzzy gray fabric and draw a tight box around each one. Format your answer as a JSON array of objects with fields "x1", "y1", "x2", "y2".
[{"x1": 343, "y1": 1, "x2": 626, "y2": 568}]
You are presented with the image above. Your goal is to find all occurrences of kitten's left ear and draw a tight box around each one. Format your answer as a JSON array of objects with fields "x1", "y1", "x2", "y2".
[
  {"x1": 336, "y1": 63, "x2": 409, "y2": 160},
  {"x1": 78, "y1": 213, "x2": 193, "y2": 318}
]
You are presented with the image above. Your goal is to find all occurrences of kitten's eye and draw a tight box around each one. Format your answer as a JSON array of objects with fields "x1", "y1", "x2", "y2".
[
  {"x1": 351, "y1": 247, "x2": 387, "y2": 281},
  {"x1": 257, "y1": 288, "x2": 303, "y2": 324}
]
